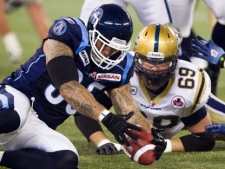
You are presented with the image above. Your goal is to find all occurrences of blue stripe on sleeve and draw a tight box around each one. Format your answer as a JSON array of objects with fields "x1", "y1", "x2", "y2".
[
  {"x1": 9, "y1": 54, "x2": 45, "y2": 82},
  {"x1": 207, "y1": 96, "x2": 225, "y2": 113},
  {"x1": 73, "y1": 18, "x2": 90, "y2": 54},
  {"x1": 120, "y1": 53, "x2": 133, "y2": 86}
]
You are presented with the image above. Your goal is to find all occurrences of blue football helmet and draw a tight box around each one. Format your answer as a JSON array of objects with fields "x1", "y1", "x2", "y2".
[{"x1": 87, "y1": 4, "x2": 133, "y2": 70}]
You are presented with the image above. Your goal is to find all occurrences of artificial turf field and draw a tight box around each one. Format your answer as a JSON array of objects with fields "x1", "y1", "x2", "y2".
[{"x1": 0, "y1": 0, "x2": 225, "y2": 168}]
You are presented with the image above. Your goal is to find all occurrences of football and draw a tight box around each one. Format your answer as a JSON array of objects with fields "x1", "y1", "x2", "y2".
[{"x1": 122, "y1": 127, "x2": 155, "y2": 165}]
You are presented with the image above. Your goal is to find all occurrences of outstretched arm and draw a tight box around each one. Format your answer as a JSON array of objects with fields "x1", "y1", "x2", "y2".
[
  {"x1": 165, "y1": 111, "x2": 215, "y2": 153},
  {"x1": 191, "y1": 36, "x2": 225, "y2": 68},
  {"x1": 44, "y1": 39, "x2": 141, "y2": 147},
  {"x1": 107, "y1": 83, "x2": 152, "y2": 131}
]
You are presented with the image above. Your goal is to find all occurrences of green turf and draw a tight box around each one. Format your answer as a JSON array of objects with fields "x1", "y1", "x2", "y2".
[{"x1": 0, "y1": 0, "x2": 225, "y2": 169}]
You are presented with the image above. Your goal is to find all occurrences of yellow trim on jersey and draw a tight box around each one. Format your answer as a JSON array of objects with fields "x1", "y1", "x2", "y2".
[
  {"x1": 138, "y1": 75, "x2": 175, "y2": 103},
  {"x1": 190, "y1": 69, "x2": 207, "y2": 113},
  {"x1": 207, "y1": 93, "x2": 225, "y2": 124},
  {"x1": 207, "y1": 108, "x2": 225, "y2": 124}
]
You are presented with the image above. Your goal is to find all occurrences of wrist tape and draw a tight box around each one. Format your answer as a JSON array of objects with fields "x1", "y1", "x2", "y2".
[
  {"x1": 99, "y1": 110, "x2": 110, "y2": 122},
  {"x1": 164, "y1": 139, "x2": 172, "y2": 153}
]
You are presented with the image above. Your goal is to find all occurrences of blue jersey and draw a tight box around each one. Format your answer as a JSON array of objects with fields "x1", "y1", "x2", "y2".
[{"x1": 1, "y1": 17, "x2": 135, "y2": 129}]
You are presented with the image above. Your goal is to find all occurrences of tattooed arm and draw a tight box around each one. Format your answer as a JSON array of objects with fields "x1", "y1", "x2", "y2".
[
  {"x1": 107, "y1": 83, "x2": 152, "y2": 131},
  {"x1": 44, "y1": 39, "x2": 105, "y2": 121}
]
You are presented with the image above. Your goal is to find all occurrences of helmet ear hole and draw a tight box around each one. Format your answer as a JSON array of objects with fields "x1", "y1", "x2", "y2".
[{"x1": 87, "y1": 4, "x2": 133, "y2": 70}]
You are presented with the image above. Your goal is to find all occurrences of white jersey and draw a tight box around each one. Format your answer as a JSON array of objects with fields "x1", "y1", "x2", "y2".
[{"x1": 130, "y1": 60, "x2": 211, "y2": 138}]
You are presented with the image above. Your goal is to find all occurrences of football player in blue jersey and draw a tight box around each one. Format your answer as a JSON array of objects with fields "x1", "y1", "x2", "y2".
[{"x1": 0, "y1": 4, "x2": 167, "y2": 169}]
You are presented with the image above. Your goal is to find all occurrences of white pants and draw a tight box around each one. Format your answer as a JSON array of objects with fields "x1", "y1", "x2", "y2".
[
  {"x1": 0, "y1": 85, "x2": 78, "y2": 156},
  {"x1": 80, "y1": 0, "x2": 170, "y2": 26},
  {"x1": 167, "y1": 0, "x2": 225, "y2": 37}
]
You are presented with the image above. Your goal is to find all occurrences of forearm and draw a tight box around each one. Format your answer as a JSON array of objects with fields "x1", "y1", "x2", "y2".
[
  {"x1": 60, "y1": 81, "x2": 105, "y2": 121},
  {"x1": 108, "y1": 84, "x2": 151, "y2": 131},
  {"x1": 165, "y1": 132, "x2": 215, "y2": 152}
]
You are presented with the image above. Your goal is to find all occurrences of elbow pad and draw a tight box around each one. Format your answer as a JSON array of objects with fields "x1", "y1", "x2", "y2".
[
  {"x1": 47, "y1": 56, "x2": 78, "y2": 90},
  {"x1": 180, "y1": 132, "x2": 215, "y2": 152}
]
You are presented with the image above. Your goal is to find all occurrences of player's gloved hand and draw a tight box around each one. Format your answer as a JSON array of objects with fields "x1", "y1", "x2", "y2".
[
  {"x1": 205, "y1": 124, "x2": 225, "y2": 135},
  {"x1": 95, "y1": 139, "x2": 122, "y2": 155},
  {"x1": 191, "y1": 36, "x2": 225, "y2": 68},
  {"x1": 151, "y1": 128, "x2": 167, "y2": 160},
  {"x1": 101, "y1": 111, "x2": 142, "y2": 147}
]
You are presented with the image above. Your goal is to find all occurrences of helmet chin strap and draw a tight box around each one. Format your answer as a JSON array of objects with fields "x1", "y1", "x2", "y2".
[{"x1": 145, "y1": 80, "x2": 169, "y2": 97}]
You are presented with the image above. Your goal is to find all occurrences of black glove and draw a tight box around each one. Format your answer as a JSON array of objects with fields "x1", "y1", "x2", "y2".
[
  {"x1": 101, "y1": 112, "x2": 141, "y2": 147},
  {"x1": 151, "y1": 128, "x2": 167, "y2": 160},
  {"x1": 95, "y1": 143, "x2": 118, "y2": 155}
]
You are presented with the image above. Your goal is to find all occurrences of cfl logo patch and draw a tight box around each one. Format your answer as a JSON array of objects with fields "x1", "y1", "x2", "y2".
[
  {"x1": 131, "y1": 86, "x2": 138, "y2": 95},
  {"x1": 211, "y1": 49, "x2": 218, "y2": 58},
  {"x1": 53, "y1": 21, "x2": 67, "y2": 36}
]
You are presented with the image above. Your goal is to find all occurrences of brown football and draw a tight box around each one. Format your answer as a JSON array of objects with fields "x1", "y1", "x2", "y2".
[{"x1": 122, "y1": 127, "x2": 155, "y2": 165}]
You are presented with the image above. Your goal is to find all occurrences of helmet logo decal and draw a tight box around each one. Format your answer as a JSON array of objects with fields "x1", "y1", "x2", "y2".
[
  {"x1": 90, "y1": 8, "x2": 103, "y2": 24},
  {"x1": 147, "y1": 52, "x2": 164, "y2": 59},
  {"x1": 171, "y1": 96, "x2": 185, "y2": 109},
  {"x1": 53, "y1": 21, "x2": 67, "y2": 36}
]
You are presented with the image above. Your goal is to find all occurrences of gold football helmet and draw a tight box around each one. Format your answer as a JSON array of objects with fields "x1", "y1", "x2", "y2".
[{"x1": 134, "y1": 24, "x2": 178, "y2": 87}]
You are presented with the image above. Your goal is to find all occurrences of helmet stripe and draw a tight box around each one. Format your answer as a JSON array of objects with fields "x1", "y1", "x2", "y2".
[{"x1": 154, "y1": 25, "x2": 160, "y2": 52}]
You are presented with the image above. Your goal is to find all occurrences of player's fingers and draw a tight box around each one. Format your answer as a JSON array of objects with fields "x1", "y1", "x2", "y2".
[
  {"x1": 128, "y1": 123, "x2": 142, "y2": 132},
  {"x1": 191, "y1": 40, "x2": 208, "y2": 52},
  {"x1": 196, "y1": 36, "x2": 208, "y2": 44},
  {"x1": 125, "y1": 129, "x2": 138, "y2": 141},
  {"x1": 206, "y1": 125, "x2": 219, "y2": 130},
  {"x1": 114, "y1": 134, "x2": 124, "y2": 145},
  {"x1": 120, "y1": 134, "x2": 131, "y2": 147},
  {"x1": 191, "y1": 44, "x2": 208, "y2": 56},
  {"x1": 109, "y1": 144, "x2": 118, "y2": 154}
]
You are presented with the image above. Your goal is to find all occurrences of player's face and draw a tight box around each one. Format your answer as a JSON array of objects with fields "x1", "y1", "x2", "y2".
[
  {"x1": 139, "y1": 60, "x2": 171, "y2": 91},
  {"x1": 141, "y1": 60, "x2": 170, "y2": 72},
  {"x1": 95, "y1": 40, "x2": 118, "y2": 58}
]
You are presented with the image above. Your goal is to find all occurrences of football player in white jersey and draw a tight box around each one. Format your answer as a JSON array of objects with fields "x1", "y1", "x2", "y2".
[{"x1": 129, "y1": 23, "x2": 215, "y2": 152}]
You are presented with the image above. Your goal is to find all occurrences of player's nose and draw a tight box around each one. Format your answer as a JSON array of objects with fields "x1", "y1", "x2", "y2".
[{"x1": 102, "y1": 46, "x2": 114, "y2": 57}]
